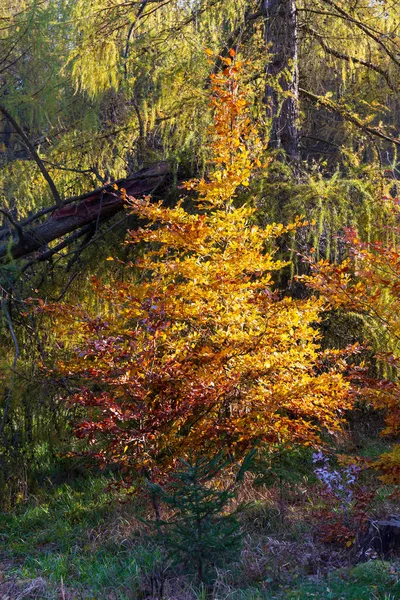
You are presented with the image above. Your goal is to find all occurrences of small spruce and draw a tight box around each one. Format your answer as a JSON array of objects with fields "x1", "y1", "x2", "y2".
[{"x1": 146, "y1": 453, "x2": 250, "y2": 584}]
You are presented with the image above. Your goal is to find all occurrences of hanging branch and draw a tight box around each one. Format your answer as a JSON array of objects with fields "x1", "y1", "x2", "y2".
[
  {"x1": 0, "y1": 104, "x2": 62, "y2": 206},
  {"x1": 302, "y1": 24, "x2": 395, "y2": 90}
]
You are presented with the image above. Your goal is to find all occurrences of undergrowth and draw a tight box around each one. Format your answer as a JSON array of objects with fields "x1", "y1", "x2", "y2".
[{"x1": 0, "y1": 469, "x2": 399, "y2": 599}]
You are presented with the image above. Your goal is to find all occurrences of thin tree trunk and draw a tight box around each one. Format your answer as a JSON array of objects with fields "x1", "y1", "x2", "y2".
[{"x1": 263, "y1": 0, "x2": 299, "y2": 163}]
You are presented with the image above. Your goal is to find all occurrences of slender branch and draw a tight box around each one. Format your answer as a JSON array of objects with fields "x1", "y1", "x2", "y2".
[
  {"x1": 302, "y1": 24, "x2": 395, "y2": 89},
  {"x1": 20, "y1": 224, "x2": 96, "y2": 274},
  {"x1": 0, "y1": 104, "x2": 62, "y2": 206},
  {"x1": 320, "y1": 0, "x2": 400, "y2": 69},
  {"x1": 132, "y1": 99, "x2": 145, "y2": 139},
  {"x1": 124, "y1": 0, "x2": 149, "y2": 62},
  {"x1": 301, "y1": 134, "x2": 340, "y2": 149},
  {"x1": 41, "y1": 159, "x2": 100, "y2": 177},
  {"x1": 0, "y1": 208, "x2": 24, "y2": 242},
  {"x1": 53, "y1": 271, "x2": 80, "y2": 302},
  {"x1": 212, "y1": 8, "x2": 263, "y2": 75},
  {"x1": 55, "y1": 213, "x2": 130, "y2": 263},
  {"x1": 299, "y1": 88, "x2": 400, "y2": 148},
  {"x1": 0, "y1": 47, "x2": 32, "y2": 75},
  {"x1": 66, "y1": 228, "x2": 96, "y2": 271}
]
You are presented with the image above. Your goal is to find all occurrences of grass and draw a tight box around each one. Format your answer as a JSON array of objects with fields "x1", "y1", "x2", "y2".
[
  {"x1": 278, "y1": 561, "x2": 400, "y2": 600},
  {"x1": 1, "y1": 476, "x2": 114, "y2": 557},
  {"x1": 1, "y1": 474, "x2": 399, "y2": 599},
  {"x1": 0, "y1": 476, "x2": 163, "y2": 598}
]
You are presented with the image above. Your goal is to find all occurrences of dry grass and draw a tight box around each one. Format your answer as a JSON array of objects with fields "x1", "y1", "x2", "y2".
[{"x1": 0, "y1": 566, "x2": 48, "y2": 600}]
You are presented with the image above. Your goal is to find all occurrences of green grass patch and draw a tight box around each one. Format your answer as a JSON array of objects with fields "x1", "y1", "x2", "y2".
[
  {"x1": 0, "y1": 477, "x2": 114, "y2": 558},
  {"x1": 279, "y1": 561, "x2": 400, "y2": 600},
  {"x1": 0, "y1": 476, "x2": 163, "y2": 598},
  {"x1": 1, "y1": 476, "x2": 400, "y2": 599}
]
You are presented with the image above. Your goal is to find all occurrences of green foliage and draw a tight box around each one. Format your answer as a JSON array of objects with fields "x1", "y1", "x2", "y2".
[
  {"x1": 0, "y1": 477, "x2": 113, "y2": 552},
  {"x1": 147, "y1": 454, "x2": 248, "y2": 584},
  {"x1": 0, "y1": 476, "x2": 163, "y2": 598},
  {"x1": 251, "y1": 444, "x2": 313, "y2": 489},
  {"x1": 254, "y1": 157, "x2": 395, "y2": 272}
]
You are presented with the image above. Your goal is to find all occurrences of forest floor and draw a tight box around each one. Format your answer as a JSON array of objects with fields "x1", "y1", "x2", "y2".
[
  {"x1": 1, "y1": 478, "x2": 399, "y2": 599},
  {"x1": 1, "y1": 426, "x2": 400, "y2": 599}
]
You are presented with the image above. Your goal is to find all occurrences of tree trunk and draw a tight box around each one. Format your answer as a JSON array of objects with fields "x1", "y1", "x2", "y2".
[
  {"x1": 358, "y1": 517, "x2": 400, "y2": 559},
  {"x1": 263, "y1": 0, "x2": 299, "y2": 163}
]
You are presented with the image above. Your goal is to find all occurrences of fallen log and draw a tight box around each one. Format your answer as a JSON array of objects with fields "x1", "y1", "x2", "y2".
[{"x1": 0, "y1": 162, "x2": 169, "y2": 263}]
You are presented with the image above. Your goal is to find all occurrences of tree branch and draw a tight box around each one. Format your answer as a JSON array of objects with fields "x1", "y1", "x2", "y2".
[
  {"x1": 302, "y1": 24, "x2": 395, "y2": 90},
  {"x1": 299, "y1": 88, "x2": 400, "y2": 148},
  {"x1": 320, "y1": 0, "x2": 400, "y2": 69},
  {"x1": 20, "y1": 224, "x2": 95, "y2": 274},
  {"x1": 0, "y1": 104, "x2": 62, "y2": 206},
  {"x1": 0, "y1": 208, "x2": 24, "y2": 242},
  {"x1": 0, "y1": 161, "x2": 170, "y2": 263},
  {"x1": 212, "y1": 8, "x2": 263, "y2": 75}
]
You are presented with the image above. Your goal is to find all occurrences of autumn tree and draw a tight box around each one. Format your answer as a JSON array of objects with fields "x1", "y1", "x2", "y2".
[
  {"x1": 40, "y1": 59, "x2": 351, "y2": 481},
  {"x1": 2, "y1": 0, "x2": 399, "y2": 501},
  {"x1": 307, "y1": 211, "x2": 400, "y2": 483}
]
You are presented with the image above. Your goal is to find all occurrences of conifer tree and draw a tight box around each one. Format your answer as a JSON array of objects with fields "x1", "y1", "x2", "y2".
[{"x1": 147, "y1": 453, "x2": 249, "y2": 583}]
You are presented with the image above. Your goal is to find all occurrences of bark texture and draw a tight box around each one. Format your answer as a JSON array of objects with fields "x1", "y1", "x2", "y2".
[
  {"x1": 359, "y1": 517, "x2": 400, "y2": 559},
  {"x1": 263, "y1": 0, "x2": 299, "y2": 162}
]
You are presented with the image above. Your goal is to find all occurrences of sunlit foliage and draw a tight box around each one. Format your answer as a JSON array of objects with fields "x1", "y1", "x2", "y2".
[
  {"x1": 307, "y1": 212, "x2": 400, "y2": 483},
  {"x1": 42, "y1": 61, "x2": 351, "y2": 480}
]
